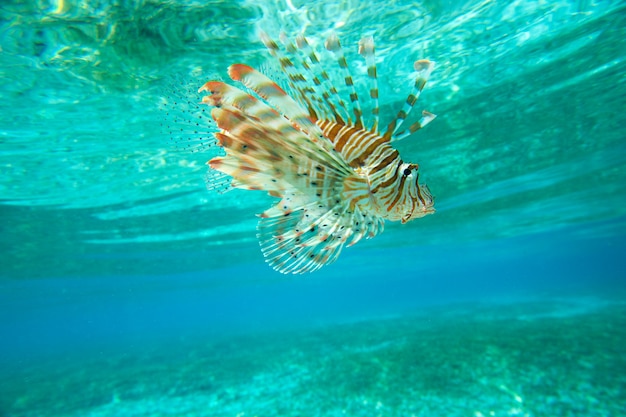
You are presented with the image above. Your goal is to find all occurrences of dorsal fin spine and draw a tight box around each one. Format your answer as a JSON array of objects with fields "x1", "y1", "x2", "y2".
[
  {"x1": 391, "y1": 110, "x2": 437, "y2": 141},
  {"x1": 384, "y1": 59, "x2": 435, "y2": 141},
  {"x1": 358, "y1": 36, "x2": 380, "y2": 134},
  {"x1": 294, "y1": 35, "x2": 350, "y2": 125},
  {"x1": 325, "y1": 34, "x2": 364, "y2": 130}
]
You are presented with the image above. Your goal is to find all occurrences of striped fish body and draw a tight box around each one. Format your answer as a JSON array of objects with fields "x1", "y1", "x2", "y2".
[
  {"x1": 316, "y1": 119, "x2": 435, "y2": 224},
  {"x1": 199, "y1": 32, "x2": 437, "y2": 274}
]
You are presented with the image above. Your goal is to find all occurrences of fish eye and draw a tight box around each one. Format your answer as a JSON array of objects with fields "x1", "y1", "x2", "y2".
[{"x1": 403, "y1": 168, "x2": 412, "y2": 176}]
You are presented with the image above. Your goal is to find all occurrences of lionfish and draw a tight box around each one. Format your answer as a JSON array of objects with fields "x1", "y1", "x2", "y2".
[{"x1": 197, "y1": 31, "x2": 437, "y2": 274}]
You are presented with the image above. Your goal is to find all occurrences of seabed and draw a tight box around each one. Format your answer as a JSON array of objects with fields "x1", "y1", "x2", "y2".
[{"x1": 2, "y1": 297, "x2": 625, "y2": 417}]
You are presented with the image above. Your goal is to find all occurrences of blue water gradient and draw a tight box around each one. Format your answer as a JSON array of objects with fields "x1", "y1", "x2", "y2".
[{"x1": 2, "y1": 219, "x2": 623, "y2": 364}]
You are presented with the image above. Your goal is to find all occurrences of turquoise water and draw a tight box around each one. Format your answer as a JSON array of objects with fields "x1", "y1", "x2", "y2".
[{"x1": 1, "y1": 0, "x2": 626, "y2": 415}]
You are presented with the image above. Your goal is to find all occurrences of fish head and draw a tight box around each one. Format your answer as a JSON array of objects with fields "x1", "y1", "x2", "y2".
[{"x1": 399, "y1": 164, "x2": 435, "y2": 223}]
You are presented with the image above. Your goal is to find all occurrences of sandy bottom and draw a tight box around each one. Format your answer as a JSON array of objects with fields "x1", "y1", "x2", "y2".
[{"x1": 3, "y1": 297, "x2": 625, "y2": 417}]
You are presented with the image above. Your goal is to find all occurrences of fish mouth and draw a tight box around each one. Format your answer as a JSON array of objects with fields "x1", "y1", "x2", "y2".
[
  {"x1": 401, "y1": 204, "x2": 435, "y2": 223},
  {"x1": 418, "y1": 205, "x2": 436, "y2": 217}
]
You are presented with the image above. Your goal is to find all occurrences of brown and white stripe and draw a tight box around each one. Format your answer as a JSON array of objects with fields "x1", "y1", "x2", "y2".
[{"x1": 197, "y1": 30, "x2": 438, "y2": 273}]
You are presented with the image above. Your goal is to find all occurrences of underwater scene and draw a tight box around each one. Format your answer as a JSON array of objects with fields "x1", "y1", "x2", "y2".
[{"x1": 1, "y1": 0, "x2": 626, "y2": 416}]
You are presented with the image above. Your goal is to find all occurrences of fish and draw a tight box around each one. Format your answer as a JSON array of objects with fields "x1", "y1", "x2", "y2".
[{"x1": 197, "y1": 31, "x2": 437, "y2": 274}]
